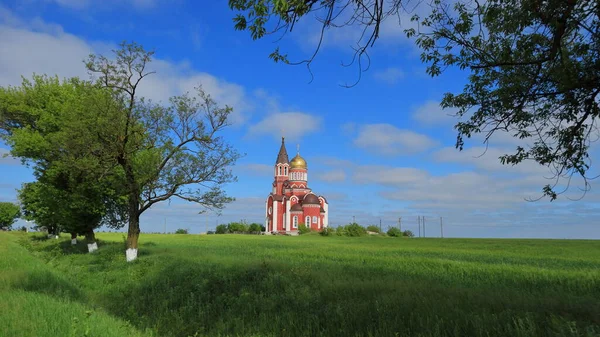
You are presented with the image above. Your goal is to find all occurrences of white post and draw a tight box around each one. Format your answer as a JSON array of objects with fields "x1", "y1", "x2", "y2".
[
  {"x1": 324, "y1": 203, "x2": 329, "y2": 228},
  {"x1": 264, "y1": 201, "x2": 268, "y2": 232},
  {"x1": 126, "y1": 248, "x2": 137, "y2": 262},
  {"x1": 285, "y1": 199, "x2": 291, "y2": 232},
  {"x1": 272, "y1": 200, "x2": 278, "y2": 232}
]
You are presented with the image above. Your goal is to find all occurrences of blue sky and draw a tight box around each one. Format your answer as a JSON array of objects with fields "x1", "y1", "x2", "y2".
[{"x1": 1, "y1": 0, "x2": 599, "y2": 238}]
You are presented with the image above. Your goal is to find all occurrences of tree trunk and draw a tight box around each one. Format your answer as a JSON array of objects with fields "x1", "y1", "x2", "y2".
[
  {"x1": 85, "y1": 229, "x2": 97, "y2": 253},
  {"x1": 70, "y1": 232, "x2": 77, "y2": 245},
  {"x1": 126, "y1": 196, "x2": 141, "y2": 262}
]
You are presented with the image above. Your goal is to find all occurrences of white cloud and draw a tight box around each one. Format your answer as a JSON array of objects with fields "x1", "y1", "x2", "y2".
[
  {"x1": 352, "y1": 123, "x2": 437, "y2": 155},
  {"x1": 247, "y1": 112, "x2": 321, "y2": 141},
  {"x1": 45, "y1": 0, "x2": 159, "y2": 10},
  {"x1": 51, "y1": 0, "x2": 90, "y2": 10},
  {"x1": 242, "y1": 163, "x2": 273, "y2": 177},
  {"x1": 349, "y1": 163, "x2": 550, "y2": 212},
  {"x1": 410, "y1": 100, "x2": 540, "y2": 151},
  {"x1": 373, "y1": 67, "x2": 404, "y2": 84},
  {"x1": 412, "y1": 100, "x2": 459, "y2": 127},
  {"x1": 315, "y1": 170, "x2": 346, "y2": 182},
  {"x1": 317, "y1": 154, "x2": 599, "y2": 229},
  {"x1": 432, "y1": 146, "x2": 552, "y2": 176},
  {"x1": 0, "y1": 8, "x2": 252, "y2": 125},
  {"x1": 340, "y1": 122, "x2": 357, "y2": 134},
  {"x1": 253, "y1": 88, "x2": 281, "y2": 114},
  {"x1": 353, "y1": 165, "x2": 428, "y2": 185},
  {"x1": 0, "y1": 148, "x2": 21, "y2": 166}
]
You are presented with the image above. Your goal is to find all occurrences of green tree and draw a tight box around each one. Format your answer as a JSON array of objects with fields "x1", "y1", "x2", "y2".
[
  {"x1": 248, "y1": 223, "x2": 262, "y2": 232},
  {"x1": 215, "y1": 224, "x2": 228, "y2": 234},
  {"x1": 387, "y1": 227, "x2": 402, "y2": 237},
  {"x1": 85, "y1": 42, "x2": 240, "y2": 261},
  {"x1": 227, "y1": 222, "x2": 248, "y2": 233},
  {"x1": 175, "y1": 228, "x2": 189, "y2": 234},
  {"x1": 366, "y1": 225, "x2": 381, "y2": 233},
  {"x1": 403, "y1": 230, "x2": 414, "y2": 237},
  {"x1": 0, "y1": 202, "x2": 20, "y2": 229},
  {"x1": 319, "y1": 227, "x2": 334, "y2": 236},
  {"x1": 345, "y1": 222, "x2": 367, "y2": 237},
  {"x1": 1, "y1": 75, "x2": 128, "y2": 248},
  {"x1": 297, "y1": 224, "x2": 311, "y2": 234},
  {"x1": 229, "y1": 0, "x2": 600, "y2": 200}
]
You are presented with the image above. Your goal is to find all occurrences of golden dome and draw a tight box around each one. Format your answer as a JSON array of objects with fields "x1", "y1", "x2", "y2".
[{"x1": 289, "y1": 154, "x2": 307, "y2": 169}]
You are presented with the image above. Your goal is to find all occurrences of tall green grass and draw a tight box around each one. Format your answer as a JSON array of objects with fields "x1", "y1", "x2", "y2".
[
  {"x1": 0, "y1": 232, "x2": 150, "y2": 337},
  {"x1": 1, "y1": 231, "x2": 599, "y2": 337}
]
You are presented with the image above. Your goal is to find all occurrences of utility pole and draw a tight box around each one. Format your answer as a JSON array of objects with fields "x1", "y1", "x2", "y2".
[
  {"x1": 418, "y1": 216, "x2": 421, "y2": 237},
  {"x1": 379, "y1": 218, "x2": 382, "y2": 232},
  {"x1": 423, "y1": 216, "x2": 426, "y2": 238},
  {"x1": 353, "y1": 215, "x2": 356, "y2": 224},
  {"x1": 398, "y1": 217, "x2": 402, "y2": 232},
  {"x1": 440, "y1": 216, "x2": 444, "y2": 238}
]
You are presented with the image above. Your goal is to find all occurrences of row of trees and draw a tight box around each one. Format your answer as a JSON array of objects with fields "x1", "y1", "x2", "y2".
[
  {"x1": 215, "y1": 222, "x2": 265, "y2": 234},
  {"x1": 317, "y1": 223, "x2": 414, "y2": 237},
  {"x1": 0, "y1": 42, "x2": 239, "y2": 261}
]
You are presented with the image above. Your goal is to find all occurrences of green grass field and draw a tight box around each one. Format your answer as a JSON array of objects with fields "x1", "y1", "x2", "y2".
[{"x1": 1, "y1": 231, "x2": 599, "y2": 337}]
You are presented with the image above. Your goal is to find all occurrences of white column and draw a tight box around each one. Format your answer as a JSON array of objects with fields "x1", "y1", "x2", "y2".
[
  {"x1": 324, "y1": 203, "x2": 329, "y2": 228},
  {"x1": 285, "y1": 199, "x2": 291, "y2": 232},
  {"x1": 264, "y1": 201, "x2": 269, "y2": 233},
  {"x1": 272, "y1": 201, "x2": 278, "y2": 232}
]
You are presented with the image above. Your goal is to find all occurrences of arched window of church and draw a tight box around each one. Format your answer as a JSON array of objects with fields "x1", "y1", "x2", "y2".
[
  {"x1": 284, "y1": 166, "x2": 288, "y2": 175},
  {"x1": 312, "y1": 216, "x2": 317, "y2": 224},
  {"x1": 305, "y1": 216, "x2": 311, "y2": 228},
  {"x1": 293, "y1": 216, "x2": 298, "y2": 228},
  {"x1": 278, "y1": 166, "x2": 281, "y2": 175}
]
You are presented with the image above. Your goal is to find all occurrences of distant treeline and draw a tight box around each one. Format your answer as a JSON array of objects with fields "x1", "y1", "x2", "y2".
[
  {"x1": 318, "y1": 223, "x2": 414, "y2": 237},
  {"x1": 214, "y1": 222, "x2": 265, "y2": 234}
]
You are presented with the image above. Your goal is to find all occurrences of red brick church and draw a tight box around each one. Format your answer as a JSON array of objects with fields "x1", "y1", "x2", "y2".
[{"x1": 265, "y1": 138, "x2": 329, "y2": 233}]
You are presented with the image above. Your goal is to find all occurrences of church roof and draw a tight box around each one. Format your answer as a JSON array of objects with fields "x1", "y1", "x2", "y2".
[
  {"x1": 303, "y1": 193, "x2": 320, "y2": 204},
  {"x1": 290, "y1": 153, "x2": 307, "y2": 169},
  {"x1": 275, "y1": 137, "x2": 289, "y2": 164}
]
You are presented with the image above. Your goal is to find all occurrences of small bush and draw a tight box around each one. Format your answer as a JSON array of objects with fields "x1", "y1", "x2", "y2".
[
  {"x1": 319, "y1": 227, "x2": 334, "y2": 236},
  {"x1": 175, "y1": 228, "x2": 188, "y2": 234},
  {"x1": 298, "y1": 224, "x2": 311, "y2": 235},
  {"x1": 403, "y1": 230, "x2": 415, "y2": 237},
  {"x1": 387, "y1": 227, "x2": 402, "y2": 237},
  {"x1": 345, "y1": 223, "x2": 367, "y2": 237},
  {"x1": 248, "y1": 223, "x2": 262, "y2": 232},
  {"x1": 366, "y1": 225, "x2": 380, "y2": 233},
  {"x1": 215, "y1": 224, "x2": 228, "y2": 234},
  {"x1": 335, "y1": 226, "x2": 345, "y2": 236},
  {"x1": 227, "y1": 222, "x2": 249, "y2": 233}
]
